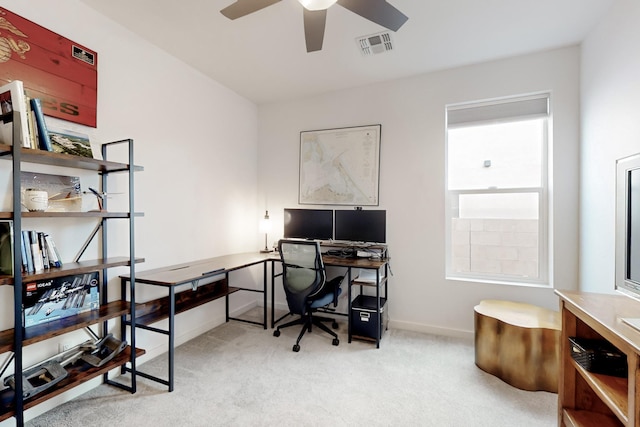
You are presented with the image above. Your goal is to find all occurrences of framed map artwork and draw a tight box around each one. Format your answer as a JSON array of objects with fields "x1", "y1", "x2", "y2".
[{"x1": 299, "y1": 124, "x2": 381, "y2": 206}]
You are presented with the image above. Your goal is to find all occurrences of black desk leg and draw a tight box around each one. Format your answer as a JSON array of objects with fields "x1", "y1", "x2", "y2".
[
  {"x1": 225, "y1": 272, "x2": 230, "y2": 323},
  {"x1": 347, "y1": 267, "x2": 352, "y2": 343},
  {"x1": 271, "y1": 262, "x2": 276, "y2": 328},
  {"x1": 263, "y1": 262, "x2": 268, "y2": 329},
  {"x1": 376, "y1": 269, "x2": 381, "y2": 349},
  {"x1": 168, "y1": 287, "x2": 175, "y2": 392}
]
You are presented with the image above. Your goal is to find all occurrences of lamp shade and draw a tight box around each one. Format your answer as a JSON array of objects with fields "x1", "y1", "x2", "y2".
[
  {"x1": 298, "y1": 0, "x2": 338, "y2": 11},
  {"x1": 259, "y1": 211, "x2": 272, "y2": 234}
]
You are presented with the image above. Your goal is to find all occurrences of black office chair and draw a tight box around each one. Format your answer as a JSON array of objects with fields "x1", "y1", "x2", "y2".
[{"x1": 273, "y1": 239, "x2": 344, "y2": 352}]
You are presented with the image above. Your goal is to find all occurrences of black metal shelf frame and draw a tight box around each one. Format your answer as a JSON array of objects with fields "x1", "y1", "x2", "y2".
[{"x1": 3, "y1": 112, "x2": 141, "y2": 426}]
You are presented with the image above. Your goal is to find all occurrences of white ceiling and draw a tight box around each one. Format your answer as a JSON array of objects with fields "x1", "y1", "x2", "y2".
[{"x1": 78, "y1": 0, "x2": 614, "y2": 105}]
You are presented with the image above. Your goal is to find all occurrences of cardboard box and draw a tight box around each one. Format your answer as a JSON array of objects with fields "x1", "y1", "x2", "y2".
[{"x1": 23, "y1": 272, "x2": 99, "y2": 328}]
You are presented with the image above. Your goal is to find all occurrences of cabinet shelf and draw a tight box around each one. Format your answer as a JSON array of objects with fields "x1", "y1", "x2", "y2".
[
  {"x1": 0, "y1": 346, "x2": 145, "y2": 422},
  {"x1": 0, "y1": 143, "x2": 143, "y2": 172},
  {"x1": 562, "y1": 409, "x2": 622, "y2": 427},
  {"x1": 571, "y1": 360, "x2": 628, "y2": 423},
  {"x1": 0, "y1": 257, "x2": 145, "y2": 286},
  {"x1": 0, "y1": 300, "x2": 135, "y2": 353},
  {"x1": 557, "y1": 290, "x2": 640, "y2": 427}
]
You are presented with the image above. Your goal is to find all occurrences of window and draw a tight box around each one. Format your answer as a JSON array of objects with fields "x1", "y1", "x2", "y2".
[{"x1": 445, "y1": 94, "x2": 550, "y2": 285}]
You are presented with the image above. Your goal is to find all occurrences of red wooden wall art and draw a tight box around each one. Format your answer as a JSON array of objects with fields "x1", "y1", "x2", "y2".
[{"x1": 0, "y1": 7, "x2": 98, "y2": 127}]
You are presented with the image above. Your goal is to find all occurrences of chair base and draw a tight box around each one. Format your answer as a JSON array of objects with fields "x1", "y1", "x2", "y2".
[{"x1": 274, "y1": 313, "x2": 339, "y2": 352}]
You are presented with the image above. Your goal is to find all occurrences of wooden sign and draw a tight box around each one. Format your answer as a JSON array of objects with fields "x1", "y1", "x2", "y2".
[{"x1": 0, "y1": 8, "x2": 98, "y2": 127}]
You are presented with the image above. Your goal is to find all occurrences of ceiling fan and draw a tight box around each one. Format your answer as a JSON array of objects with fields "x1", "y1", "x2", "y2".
[{"x1": 220, "y1": 0, "x2": 408, "y2": 52}]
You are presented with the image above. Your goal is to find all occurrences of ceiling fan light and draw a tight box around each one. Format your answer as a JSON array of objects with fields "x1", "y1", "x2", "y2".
[{"x1": 298, "y1": 0, "x2": 338, "y2": 11}]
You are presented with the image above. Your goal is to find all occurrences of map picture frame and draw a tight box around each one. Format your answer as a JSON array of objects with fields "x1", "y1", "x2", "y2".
[{"x1": 299, "y1": 124, "x2": 381, "y2": 206}]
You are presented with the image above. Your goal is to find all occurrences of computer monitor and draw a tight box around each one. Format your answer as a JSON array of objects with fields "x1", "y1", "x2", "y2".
[
  {"x1": 616, "y1": 153, "x2": 640, "y2": 299},
  {"x1": 283, "y1": 208, "x2": 334, "y2": 240},
  {"x1": 334, "y1": 209, "x2": 386, "y2": 244}
]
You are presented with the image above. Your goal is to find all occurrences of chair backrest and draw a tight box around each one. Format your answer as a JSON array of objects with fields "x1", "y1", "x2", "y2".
[{"x1": 278, "y1": 239, "x2": 327, "y2": 315}]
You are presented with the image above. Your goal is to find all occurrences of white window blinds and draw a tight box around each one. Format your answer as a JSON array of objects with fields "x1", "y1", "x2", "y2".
[{"x1": 447, "y1": 94, "x2": 549, "y2": 128}]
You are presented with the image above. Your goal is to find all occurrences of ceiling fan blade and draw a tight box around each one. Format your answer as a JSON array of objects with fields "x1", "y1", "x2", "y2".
[
  {"x1": 303, "y1": 9, "x2": 327, "y2": 52},
  {"x1": 220, "y1": 0, "x2": 282, "y2": 20},
  {"x1": 337, "y1": 0, "x2": 408, "y2": 31}
]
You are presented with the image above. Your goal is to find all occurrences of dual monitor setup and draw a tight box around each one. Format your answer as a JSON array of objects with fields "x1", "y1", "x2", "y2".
[{"x1": 283, "y1": 208, "x2": 386, "y2": 245}]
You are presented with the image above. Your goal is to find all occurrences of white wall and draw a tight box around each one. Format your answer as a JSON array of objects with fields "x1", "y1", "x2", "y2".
[
  {"x1": 580, "y1": 0, "x2": 640, "y2": 294},
  {"x1": 0, "y1": 0, "x2": 259, "y2": 421},
  {"x1": 258, "y1": 46, "x2": 581, "y2": 337}
]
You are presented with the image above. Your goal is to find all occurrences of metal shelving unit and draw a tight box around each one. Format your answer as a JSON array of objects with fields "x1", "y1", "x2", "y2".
[{"x1": 0, "y1": 114, "x2": 143, "y2": 425}]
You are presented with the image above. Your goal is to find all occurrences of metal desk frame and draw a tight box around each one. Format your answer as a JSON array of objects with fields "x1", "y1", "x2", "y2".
[{"x1": 119, "y1": 252, "x2": 274, "y2": 391}]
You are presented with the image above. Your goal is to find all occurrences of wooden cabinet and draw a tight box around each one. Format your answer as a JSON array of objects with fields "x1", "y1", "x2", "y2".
[
  {"x1": 0, "y1": 129, "x2": 143, "y2": 425},
  {"x1": 556, "y1": 290, "x2": 640, "y2": 427}
]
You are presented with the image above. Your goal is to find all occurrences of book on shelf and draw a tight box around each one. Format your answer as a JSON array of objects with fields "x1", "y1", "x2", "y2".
[
  {"x1": 29, "y1": 230, "x2": 44, "y2": 272},
  {"x1": 21, "y1": 230, "x2": 34, "y2": 274},
  {"x1": 0, "y1": 220, "x2": 13, "y2": 276},
  {"x1": 25, "y1": 96, "x2": 38, "y2": 149},
  {"x1": 0, "y1": 80, "x2": 31, "y2": 148},
  {"x1": 30, "y1": 98, "x2": 53, "y2": 151},
  {"x1": 44, "y1": 234, "x2": 62, "y2": 268},
  {"x1": 38, "y1": 232, "x2": 50, "y2": 269},
  {"x1": 19, "y1": 229, "x2": 63, "y2": 273}
]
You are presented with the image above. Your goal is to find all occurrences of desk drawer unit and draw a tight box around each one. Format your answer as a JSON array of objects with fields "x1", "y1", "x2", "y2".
[{"x1": 351, "y1": 295, "x2": 387, "y2": 339}]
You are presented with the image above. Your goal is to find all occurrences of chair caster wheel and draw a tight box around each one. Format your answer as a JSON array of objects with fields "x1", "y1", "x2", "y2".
[
  {"x1": 273, "y1": 330, "x2": 280, "y2": 337},
  {"x1": 332, "y1": 338, "x2": 339, "y2": 346},
  {"x1": 332, "y1": 321, "x2": 339, "y2": 329},
  {"x1": 293, "y1": 344, "x2": 300, "y2": 352}
]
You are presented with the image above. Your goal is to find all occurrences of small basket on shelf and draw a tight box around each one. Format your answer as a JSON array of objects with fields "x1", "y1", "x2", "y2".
[{"x1": 568, "y1": 336, "x2": 627, "y2": 378}]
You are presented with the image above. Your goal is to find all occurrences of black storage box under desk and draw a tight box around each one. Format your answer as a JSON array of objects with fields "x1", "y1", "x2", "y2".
[{"x1": 351, "y1": 295, "x2": 387, "y2": 339}]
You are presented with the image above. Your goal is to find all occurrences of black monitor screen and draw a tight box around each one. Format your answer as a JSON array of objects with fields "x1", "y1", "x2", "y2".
[
  {"x1": 334, "y1": 210, "x2": 386, "y2": 243},
  {"x1": 283, "y1": 208, "x2": 334, "y2": 240}
]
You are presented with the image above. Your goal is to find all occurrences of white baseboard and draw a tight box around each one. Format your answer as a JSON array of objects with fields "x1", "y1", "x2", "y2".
[
  {"x1": 273, "y1": 301, "x2": 473, "y2": 340},
  {"x1": 389, "y1": 318, "x2": 474, "y2": 341}
]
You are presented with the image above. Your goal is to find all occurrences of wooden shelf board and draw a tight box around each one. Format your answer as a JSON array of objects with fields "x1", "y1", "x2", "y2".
[
  {"x1": 351, "y1": 276, "x2": 388, "y2": 287},
  {"x1": 572, "y1": 359, "x2": 628, "y2": 422},
  {"x1": 563, "y1": 409, "x2": 622, "y2": 427},
  {"x1": 0, "y1": 257, "x2": 145, "y2": 286},
  {"x1": 134, "y1": 282, "x2": 237, "y2": 327},
  {"x1": 0, "y1": 346, "x2": 145, "y2": 421},
  {"x1": 0, "y1": 211, "x2": 144, "y2": 219},
  {"x1": 0, "y1": 143, "x2": 143, "y2": 173},
  {"x1": 0, "y1": 301, "x2": 132, "y2": 353}
]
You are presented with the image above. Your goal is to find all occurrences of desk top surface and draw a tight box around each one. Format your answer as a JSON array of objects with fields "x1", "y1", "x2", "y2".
[
  {"x1": 121, "y1": 251, "x2": 388, "y2": 286},
  {"x1": 120, "y1": 252, "x2": 276, "y2": 286}
]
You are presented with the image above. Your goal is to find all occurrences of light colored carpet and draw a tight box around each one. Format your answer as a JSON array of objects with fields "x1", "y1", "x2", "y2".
[{"x1": 26, "y1": 311, "x2": 557, "y2": 426}]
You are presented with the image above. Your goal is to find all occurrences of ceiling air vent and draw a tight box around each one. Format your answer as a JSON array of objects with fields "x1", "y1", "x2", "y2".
[{"x1": 356, "y1": 31, "x2": 394, "y2": 56}]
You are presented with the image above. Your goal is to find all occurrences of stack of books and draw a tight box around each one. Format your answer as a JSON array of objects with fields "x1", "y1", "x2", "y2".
[
  {"x1": 0, "y1": 80, "x2": 93, "y2": 157},
  {"x1": 21, "y1": 230, "x2": 62, "y2": 274}
]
